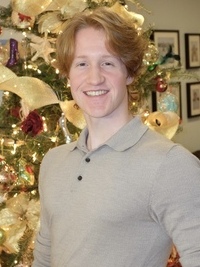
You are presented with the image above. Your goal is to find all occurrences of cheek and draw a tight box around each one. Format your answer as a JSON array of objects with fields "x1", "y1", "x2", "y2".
[
  {"x1": 68, "y1": 75, "x2": 79, "y2": 92},
  {"x1": 70, "y1": 86, "x2": 78, "y2": 101},
  {"x1": 69, "y1": 70, "x2": 84, "y2": 89},
  {"x1": 113, "y1": 75, "x2": 129, "y2": 88},
  {"x1": 69, "y1": 81, "x2": 84, "y2": 104}
]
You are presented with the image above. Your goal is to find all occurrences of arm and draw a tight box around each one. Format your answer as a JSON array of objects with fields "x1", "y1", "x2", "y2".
[
  {"x1": 150, "y1": 145, "x2": 200, "y2": 267},
  {"x1": 32, "y1": 161, "x2": 51, "y2": 267}
]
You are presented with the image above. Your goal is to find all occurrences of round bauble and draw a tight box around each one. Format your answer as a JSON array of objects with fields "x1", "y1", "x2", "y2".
[
  {"x1": 157, "y1": 92, "x2": 179, "y2": 113},
  {"x1": 143, "y1": 44, "x2": 159, "y2": 66},
  {"x1": 156, "y1": 77, "x2": 168, "y2": 93}
]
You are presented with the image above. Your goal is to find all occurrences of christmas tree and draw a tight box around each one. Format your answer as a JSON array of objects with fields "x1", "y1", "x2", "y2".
[{"x1": 0, "y1": 0, "x2": 187, "y2": 266}]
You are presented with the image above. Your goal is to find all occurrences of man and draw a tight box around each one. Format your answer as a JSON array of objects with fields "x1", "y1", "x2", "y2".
[{"x1": 32, "y1": 7, "x2": 200, "y2": 267}]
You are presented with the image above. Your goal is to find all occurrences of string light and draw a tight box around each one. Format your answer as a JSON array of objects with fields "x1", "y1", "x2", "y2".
[
  {"x1": 50, "y1": 136, "x2": 58, "y2": 143},
  {"x1": 32, "y1": 152, "x2": 37, "y2": 162},
  {"x1": 42, "y1": 117, "x2": 48, "y2": 132},
  {"x1": 11, "y1": 142, "x2": 17, "y2": 154}
]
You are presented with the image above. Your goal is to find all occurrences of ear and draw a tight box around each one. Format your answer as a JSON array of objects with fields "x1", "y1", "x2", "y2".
[{"x1": 126, "y1": 76, "x2": 134, "y2": 85}]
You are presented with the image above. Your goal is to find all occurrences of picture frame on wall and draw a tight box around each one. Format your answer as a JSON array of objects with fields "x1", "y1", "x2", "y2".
[
  {"x1": 152, "y1": 82, "x2": 182, "y2": 119},
  {"x1": 185, "y1": 34, "x2": 200, "y2": 69},
  {"x1": 186, "y1": 82, "x2": 200, "y2": 118},
  {"x1": 152, "y1": 30, "x2": 180, "y2": 68}
]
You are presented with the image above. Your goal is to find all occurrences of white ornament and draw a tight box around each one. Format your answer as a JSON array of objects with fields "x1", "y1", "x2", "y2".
[{"x1": 30, "y1": 35, "x2": 56, "y2": 63}]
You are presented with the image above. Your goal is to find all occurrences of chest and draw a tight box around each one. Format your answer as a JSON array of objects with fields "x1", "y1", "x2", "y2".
[{"x1": 44, "y1": 147, "x2": 158, "y2": 224}]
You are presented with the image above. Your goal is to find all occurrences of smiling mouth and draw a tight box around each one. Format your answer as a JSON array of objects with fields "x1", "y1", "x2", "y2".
[{"x1": 85, "y1": 90, "x2": 108, "y2": 96}]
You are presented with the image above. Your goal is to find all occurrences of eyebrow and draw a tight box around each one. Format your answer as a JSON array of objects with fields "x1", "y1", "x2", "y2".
[{"x1": 74, "y1": 55, "x2": 120, "y2": 60}]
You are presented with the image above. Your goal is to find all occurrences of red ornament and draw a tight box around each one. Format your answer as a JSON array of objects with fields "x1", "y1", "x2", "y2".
[
  {"x1": 25, "y1": 165, "x2": 34, "y2": 174},
  {"x1": 18, "y1": 13, "x2": 31, "y2": 22},
  {"x1": 155, "y1": 77, "x2": 168, "y2": 93},
  {"x1": 21, "y1": 110, "x2": 44, "y2": 136}
]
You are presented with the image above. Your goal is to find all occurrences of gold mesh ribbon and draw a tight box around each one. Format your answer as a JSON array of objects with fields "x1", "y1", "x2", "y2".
[{"x1": 11, "y1": 0, "x2": 53, "y2": 16}]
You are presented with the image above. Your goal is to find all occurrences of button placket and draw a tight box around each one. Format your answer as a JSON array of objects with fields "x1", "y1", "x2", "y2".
[{"x1": 77, "y1": 154, "x2": 91, "y2": 181}]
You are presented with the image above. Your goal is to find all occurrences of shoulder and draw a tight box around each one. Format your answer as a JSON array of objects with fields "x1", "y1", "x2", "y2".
[
  {"x1": 150, "y1": 141, "x2": 200, "y2": 202},
  {"x1": 41, "y1": 141, "x2": 77, "y2": 167},
  {"x1": 137, "y1": 128, "x2": 200, "y2": 186},
  {"x1": 137, "y1": 126, "x2": 177, "y2": 158},
  {"x1": 149, "y1": 139, "x2": 200, "y2": 221}
]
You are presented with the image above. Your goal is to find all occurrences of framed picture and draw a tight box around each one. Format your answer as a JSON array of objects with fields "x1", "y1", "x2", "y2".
[
  {"x1": 186, "y1": 82, "x2": 200, "y2": 118},
  {"x1": 185, "y1": 33, "x2": 200, "y2": 69},
  {"x1": 152, "y1": 82, "x2": 182, "y2": 118},
  {"x1": 152, "y1": 30, "x2": 180, "y2": 68}
]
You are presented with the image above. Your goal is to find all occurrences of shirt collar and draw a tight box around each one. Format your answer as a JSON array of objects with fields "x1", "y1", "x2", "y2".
[{"x1": 74, "y1": 116, "x2": 148, "y2": 152}]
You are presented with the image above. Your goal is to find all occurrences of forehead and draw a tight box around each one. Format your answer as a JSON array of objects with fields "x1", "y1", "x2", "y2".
[
  {"x1": 74, "y1": 27, "x2": 106, "y2": 50},
  {"x1": 75, "y1": 27, "x2": 106, "y2": 42},
  {"x1": 74, "y1": 27, "x2": 116, "y2": 57}
]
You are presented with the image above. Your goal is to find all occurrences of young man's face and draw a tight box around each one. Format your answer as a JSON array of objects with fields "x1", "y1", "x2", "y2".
[{"x1": 68, "y1": 27, "x2": 133, "y2": 121}]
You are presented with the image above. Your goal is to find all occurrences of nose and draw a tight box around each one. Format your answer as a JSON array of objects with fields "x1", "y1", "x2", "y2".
[{"x1": 86, "y1": 65, "x2": 105, "y2": 85}]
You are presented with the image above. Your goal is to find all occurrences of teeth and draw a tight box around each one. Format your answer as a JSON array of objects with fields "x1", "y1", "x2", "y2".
[{"x1": 86, "y1": 90, "x2": 107, "y2": 96}]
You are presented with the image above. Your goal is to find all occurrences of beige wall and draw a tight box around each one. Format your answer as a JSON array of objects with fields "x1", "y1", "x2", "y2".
[{"x1": 129, "y1": 0, "x2": 200, "y2": 152}]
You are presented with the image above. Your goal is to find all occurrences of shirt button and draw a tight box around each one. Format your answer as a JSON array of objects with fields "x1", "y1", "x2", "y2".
[
  {"x1": 85, "y1": 158, "x2": 90, "y2": 162},
  {"x1": 77, "y1": 176, "x2": 83, "y2": 181}
]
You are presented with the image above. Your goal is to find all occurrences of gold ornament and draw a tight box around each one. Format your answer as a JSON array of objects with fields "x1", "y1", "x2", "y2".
[
  {"x1": 26, "y1": 199, "x2": 40, "y2": 231},
  {"x1": 143, "y1": 44, "x2": 159, "y2": 66},
  {"x1": 144, "y1": 111, "x2": 180, "y2": 139},
  {"x1": 0, "y1": 193, "x2": 40, "y2": 253},
  {"x1": 0, "y1": 207, "x2": 18, "y2": 227},
  {"x1": 45, "y1": 0, "x2": 70, "y2": 11},
  {"x1": 11, "y1": 0, "x2": 52, "y2": 16},
  {"x1": 3, "y1": 221, "x2": 26, "y2": 253},
  {"x1": 37, "y1": 11, "x2": 67, "y2": 34},
  {"x1": 110, "y1": 2, "x2": 144, "y2": 27},
  {"x1": 60, "y1": 0, "x2": 88, "y2": 19},
  {"x1": 59, "y1": 100, "x2": 86, "y2": 129},
  {"x1": 37, "y1": 0, "x2": 88, "y2": 34},
  {"x1": 0, "y1": 228, "x2": 6, "y2": 245}
]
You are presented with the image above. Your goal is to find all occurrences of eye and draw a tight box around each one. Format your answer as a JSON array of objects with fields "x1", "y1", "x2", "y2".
[
  {"x1": 72, "y1": 59, "x2": 88, "y2": 68},
  {"x1": 77, "y1": 62, "x2": 87, "y2": 67},
  {"x1": 102, "y1": 61, "x2": 114, "y2": 66}
]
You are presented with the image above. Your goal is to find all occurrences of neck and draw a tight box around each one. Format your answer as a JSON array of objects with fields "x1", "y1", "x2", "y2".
[{"x1": 86, "y1": 113, "x2": 133, "y2": 151}]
